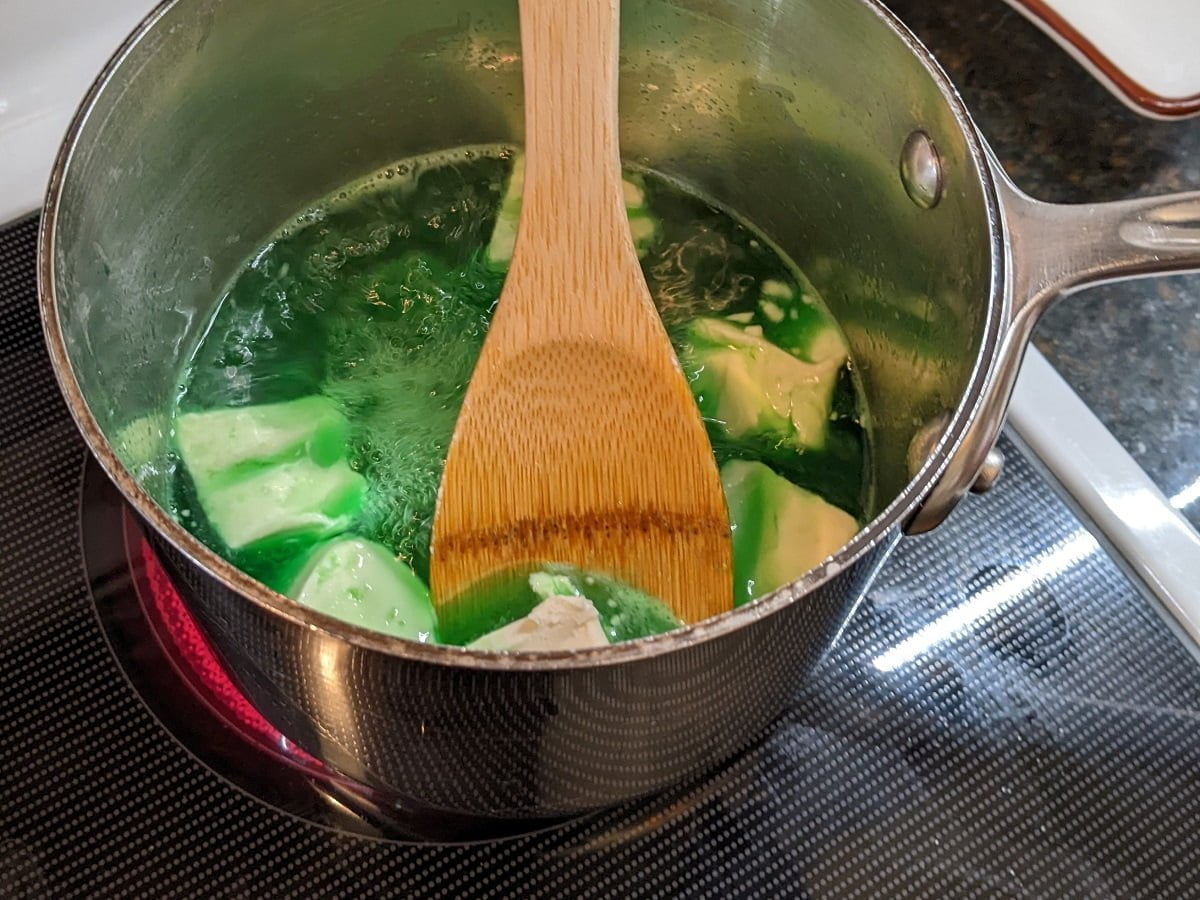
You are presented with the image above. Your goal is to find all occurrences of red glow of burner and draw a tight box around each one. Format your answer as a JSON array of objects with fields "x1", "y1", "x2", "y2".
[{"x1": 123, "y1": 511, "x2": 328, "y2": 774}]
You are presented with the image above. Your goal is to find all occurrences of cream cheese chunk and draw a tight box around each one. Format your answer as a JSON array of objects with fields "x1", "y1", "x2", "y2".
[{"x1": 468, "y1": 595, "x2": 609, "y2": 652}]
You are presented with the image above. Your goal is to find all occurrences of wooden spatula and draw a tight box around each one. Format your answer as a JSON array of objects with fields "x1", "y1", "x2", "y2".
[{"x1": 429, "y1": 0, "x2": 732, "y2": 625}]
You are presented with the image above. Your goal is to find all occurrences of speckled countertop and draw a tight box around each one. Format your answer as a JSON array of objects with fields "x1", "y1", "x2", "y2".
[{"x1": 884, "y1": 0, "x2": 1200, "y2": 529}]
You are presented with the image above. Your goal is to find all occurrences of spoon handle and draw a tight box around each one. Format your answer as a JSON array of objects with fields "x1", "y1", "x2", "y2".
[{"x1": 511, "y1": 0, "x2": 646, "y2": 337}]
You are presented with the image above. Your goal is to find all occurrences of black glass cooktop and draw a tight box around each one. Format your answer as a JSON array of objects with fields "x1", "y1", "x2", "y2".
[{"x1": 4, "y1": 213, "x2": 1200, "y2": 897}]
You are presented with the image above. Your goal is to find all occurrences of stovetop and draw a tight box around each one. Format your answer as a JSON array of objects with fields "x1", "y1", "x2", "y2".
[{"x1": 4, "y1": 209, "x2": 1200, "y2": 896}]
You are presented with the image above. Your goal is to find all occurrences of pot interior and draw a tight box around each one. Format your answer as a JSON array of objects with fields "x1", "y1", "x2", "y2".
[{"x1": 48, "y1": 0, "x2": 997, "y2": 567}]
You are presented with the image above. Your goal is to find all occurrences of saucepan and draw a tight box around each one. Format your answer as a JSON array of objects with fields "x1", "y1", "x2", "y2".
[{"x1": 39, "y1": 0, "x2": 1200, "y2": 818}]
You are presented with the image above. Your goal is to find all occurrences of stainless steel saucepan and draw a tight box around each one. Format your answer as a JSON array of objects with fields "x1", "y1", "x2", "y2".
[{"x1": 39, "y1": 0, "x2": 1200, "y2": 818}]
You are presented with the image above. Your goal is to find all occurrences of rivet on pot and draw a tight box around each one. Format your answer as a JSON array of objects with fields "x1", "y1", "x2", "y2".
[
  {"x1": 906, "y1": 410, "x2": 952, "y2": 479},
  {"x1": 970, "y1": 446, "x2": 1006, "y2": 494},
  {"x1": 900, "y1": 130, "x2": 943, "y2": 209}
]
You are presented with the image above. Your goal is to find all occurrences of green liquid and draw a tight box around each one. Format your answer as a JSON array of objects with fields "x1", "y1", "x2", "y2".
[{"x1": 170, "y1": 144, "x2": 872, "y2": 638}]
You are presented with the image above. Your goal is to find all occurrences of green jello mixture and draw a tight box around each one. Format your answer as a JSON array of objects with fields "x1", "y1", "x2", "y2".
[{"x1": 169, "y1": 144, "x2": 872, "y2": 648}]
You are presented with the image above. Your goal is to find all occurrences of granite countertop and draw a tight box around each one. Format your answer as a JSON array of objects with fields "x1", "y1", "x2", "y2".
[{"x1": 884, "y1": 0, "x2": 1200, "y2": 530}]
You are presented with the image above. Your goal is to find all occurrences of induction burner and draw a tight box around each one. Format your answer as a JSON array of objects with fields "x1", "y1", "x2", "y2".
[{"x1": 5, "y1": 212, "x2": 1200, "y2": 896}]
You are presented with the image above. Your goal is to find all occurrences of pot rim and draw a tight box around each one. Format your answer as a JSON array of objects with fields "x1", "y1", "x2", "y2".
[{"x1": 38, "y1": 0, "x2": 1007, "y2": 672}]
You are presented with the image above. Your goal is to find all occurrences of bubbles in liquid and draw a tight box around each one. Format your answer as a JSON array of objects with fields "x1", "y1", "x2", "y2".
[{"x1": 649, "y1": 228, "x2": 756, "y2": 325}]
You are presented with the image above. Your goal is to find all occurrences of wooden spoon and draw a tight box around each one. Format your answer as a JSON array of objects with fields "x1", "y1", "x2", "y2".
[{"x1": 430, "y1": 0, "x2": 732, "y2": 625}]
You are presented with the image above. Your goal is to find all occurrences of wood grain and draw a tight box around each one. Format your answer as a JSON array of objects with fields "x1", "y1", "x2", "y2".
[{"x1": 429, "y1": 0, "x2": 733, "y2": 624}]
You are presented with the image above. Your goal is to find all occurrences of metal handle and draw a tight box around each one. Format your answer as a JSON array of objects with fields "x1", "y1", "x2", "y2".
[{"x1": 906, "y1": 167, "x2": 1200, "y2": 534}]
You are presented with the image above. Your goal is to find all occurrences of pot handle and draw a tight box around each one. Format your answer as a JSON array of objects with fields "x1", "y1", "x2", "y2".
[{"x1": 906, "y1": 169, "x2": 1200, "y2": 534}]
